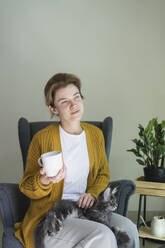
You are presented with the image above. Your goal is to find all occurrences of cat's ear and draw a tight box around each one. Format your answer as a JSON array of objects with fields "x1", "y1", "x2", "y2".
[
  {"x1": 103, "y1": 187, "x2": 111, "y2": 201},
  {"x1": 111, "y1": 186, "x2": 119, "y2": 195}
]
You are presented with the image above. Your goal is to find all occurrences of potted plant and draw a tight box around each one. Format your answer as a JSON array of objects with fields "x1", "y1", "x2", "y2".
[{"x1": 127, "y1": 118, "x2": 165, "y2": 182}]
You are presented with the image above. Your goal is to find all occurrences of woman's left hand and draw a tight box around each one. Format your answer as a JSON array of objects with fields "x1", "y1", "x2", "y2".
[{"x1": 77, "y1": 193, "x2": 95, "y2": 209}]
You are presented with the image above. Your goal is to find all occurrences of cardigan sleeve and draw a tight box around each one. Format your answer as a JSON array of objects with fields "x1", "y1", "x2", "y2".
[
  {"x1": 86, "y1": 129, "x2": 110, "y2": 199},
  {"x1": 19, "y1": 133, "x2": 53, "y2": 200}
]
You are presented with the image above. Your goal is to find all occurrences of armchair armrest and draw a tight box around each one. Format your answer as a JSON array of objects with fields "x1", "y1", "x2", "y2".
[
  {"x1": 0, "y1": 183, "x2": 29, "y2": 228},
  {"x1": 109, "y1": 179, "x2": 136, "y2": 217}
]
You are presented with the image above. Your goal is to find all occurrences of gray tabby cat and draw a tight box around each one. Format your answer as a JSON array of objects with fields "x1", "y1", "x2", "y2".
[{"x1": 35, "y1": 185, "x2": 130, "y2": 247}]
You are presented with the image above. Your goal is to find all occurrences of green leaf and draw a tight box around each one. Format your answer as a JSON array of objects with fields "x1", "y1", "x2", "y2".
[
  {"x1": 138, "y1": 124, "x2": 144, "y2": 136},
  {"x1": 129, "y1": 149, "x2": 142, "y2": 157},
  {"x1": 141, "y1": 148, "x2": 148, "y2": 155},
  {"x1": 161, "y1": 120, "x2": 165, "y2": 128},
  {"x1": 132, "y1": 139, "x2": 144, "y2": 147},
  {"x1": 138, "y1": 124, "x2": 144, "y2": 130},
  {"x1": 136, "y1": 159, "x2": 145, "y2": 166},
  {"x1": 127, "y1": 149, "x2": 139, "y2": 156},
  {"x1": 132, "y1": 139, "x2": 139, "y2": 144},
  {"x1": 159, "y1": 145, "x2": 165, "y2": 153}
]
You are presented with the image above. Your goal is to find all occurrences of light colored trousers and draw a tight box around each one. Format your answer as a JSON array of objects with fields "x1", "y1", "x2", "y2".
[{"x1": 43, "y1": 213, "x2": 139, "y2": 248}]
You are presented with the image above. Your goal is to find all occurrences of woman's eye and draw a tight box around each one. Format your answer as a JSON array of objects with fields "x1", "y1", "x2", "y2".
[
  {"x1": 75, "y1": 95, "x2": 80, "y2": 100},
  {"x1": 61, "y1": 101, "x2": 68, "y2": 104}
]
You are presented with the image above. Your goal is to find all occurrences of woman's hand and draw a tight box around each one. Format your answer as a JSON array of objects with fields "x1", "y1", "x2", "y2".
[
  {"x1": 40, "y1": 164, "x2": 66, "y2": 185},
  {"x1": 77, "y1": 193, "x2": 95, "y2": 209}
]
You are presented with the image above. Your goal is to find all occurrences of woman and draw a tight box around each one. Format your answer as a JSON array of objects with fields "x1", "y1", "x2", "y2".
[{"x1": 15, "y1": 73, "x2": 139, "y2": 248}]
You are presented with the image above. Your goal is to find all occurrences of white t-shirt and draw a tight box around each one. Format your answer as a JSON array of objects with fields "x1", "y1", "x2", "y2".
[{"x1": 59, "y1": 125, "x2": 90, "y2": 202}]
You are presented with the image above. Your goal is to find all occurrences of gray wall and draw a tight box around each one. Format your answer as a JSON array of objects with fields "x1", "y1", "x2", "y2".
[{"x1": 0, "y1": 0, "x2": 165, "y2": 211}]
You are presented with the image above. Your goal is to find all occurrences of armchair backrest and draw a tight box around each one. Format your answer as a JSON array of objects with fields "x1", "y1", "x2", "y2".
[{"x1": 18, "y1": 117, "x2": 113, "y2": 171}]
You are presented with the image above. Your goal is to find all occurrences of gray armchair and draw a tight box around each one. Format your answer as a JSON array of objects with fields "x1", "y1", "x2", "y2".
[{"x1": 0, "y1": 116, "x2": 136, "y2": 248}]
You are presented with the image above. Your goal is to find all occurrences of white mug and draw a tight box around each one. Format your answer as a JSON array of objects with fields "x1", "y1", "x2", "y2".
[
  {"x1": 38, "y1": 151, "x2": 63, "y2": 177},
  {"x1": 151, "y1": 216, "x2": 165, "y2": 238}
]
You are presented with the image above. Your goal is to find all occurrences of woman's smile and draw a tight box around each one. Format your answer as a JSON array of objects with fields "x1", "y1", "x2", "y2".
[{"x1": 71, "y1": 109, "x2": 80, "y2": 115}]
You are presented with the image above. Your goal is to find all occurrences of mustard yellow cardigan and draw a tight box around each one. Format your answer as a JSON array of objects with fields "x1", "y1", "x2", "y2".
[{"x1": 14, "y1": 122, "x2": 110, "y2": 248}]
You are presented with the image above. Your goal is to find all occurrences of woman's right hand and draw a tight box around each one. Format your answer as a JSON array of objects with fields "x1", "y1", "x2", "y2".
[{"x1": 40, "y1": 164, "x2": 66, "y2": 185}]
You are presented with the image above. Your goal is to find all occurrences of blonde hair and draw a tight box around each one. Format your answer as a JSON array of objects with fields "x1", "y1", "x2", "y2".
[{"x1": 44, "y1": 73, "x2": 83, "y2": 118}]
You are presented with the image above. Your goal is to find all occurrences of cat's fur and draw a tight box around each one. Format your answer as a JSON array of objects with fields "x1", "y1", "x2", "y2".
[{"x1": 35, "y1": 185, "x2": 130, "y2": 247}]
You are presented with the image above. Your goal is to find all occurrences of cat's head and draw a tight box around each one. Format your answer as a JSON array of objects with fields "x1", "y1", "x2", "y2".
[{"x1": 96, "y1": 186, "x2": 118, "y2": 211}]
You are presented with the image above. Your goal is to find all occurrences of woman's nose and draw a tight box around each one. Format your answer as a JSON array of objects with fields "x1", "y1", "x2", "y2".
[{"x1": 70, "y1": 99, "x2": 77, "y2": 108}]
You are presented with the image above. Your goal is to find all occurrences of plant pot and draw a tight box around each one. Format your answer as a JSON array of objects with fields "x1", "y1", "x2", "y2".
[{"x1": 144, "y1": 167, "x2": 165, "y2": 183}]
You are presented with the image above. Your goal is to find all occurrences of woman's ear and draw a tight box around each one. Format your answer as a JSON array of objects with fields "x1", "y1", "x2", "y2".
[{"x1": 48, "y1": 105, "x2": 59, "y2": 115}]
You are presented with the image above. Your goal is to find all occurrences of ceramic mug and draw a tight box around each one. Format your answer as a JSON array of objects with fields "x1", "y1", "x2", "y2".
[
  {"x1": 38, "y1": 151, "x2": 63, "y2": 177},
  {"x1": 151, "y1": 216, "x2": 165, "y2": 238}
]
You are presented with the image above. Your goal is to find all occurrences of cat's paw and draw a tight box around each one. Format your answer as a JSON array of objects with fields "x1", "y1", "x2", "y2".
[
  {"x1": 42, "y1": 210, "x2": 63, "y2": 236},
  {"x1": 111, "y1": 226, "x2": 130, "y2": 245},
  {"x1": 46, "y1": 218, "x2": 63, "y2": 236},
  {"x1": 54, "y1": 219, "x2": 63, "y2": 233}
]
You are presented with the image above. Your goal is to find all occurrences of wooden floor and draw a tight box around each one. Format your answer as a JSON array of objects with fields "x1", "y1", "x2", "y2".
[{"x1": 1, "y1": 212, "x2": 165, "y2": 248}]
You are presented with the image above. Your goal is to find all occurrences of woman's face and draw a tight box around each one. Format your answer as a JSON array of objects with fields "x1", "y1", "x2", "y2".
[{"x1": 52, "y1": 84, "x2": 84, "y2": 124}]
